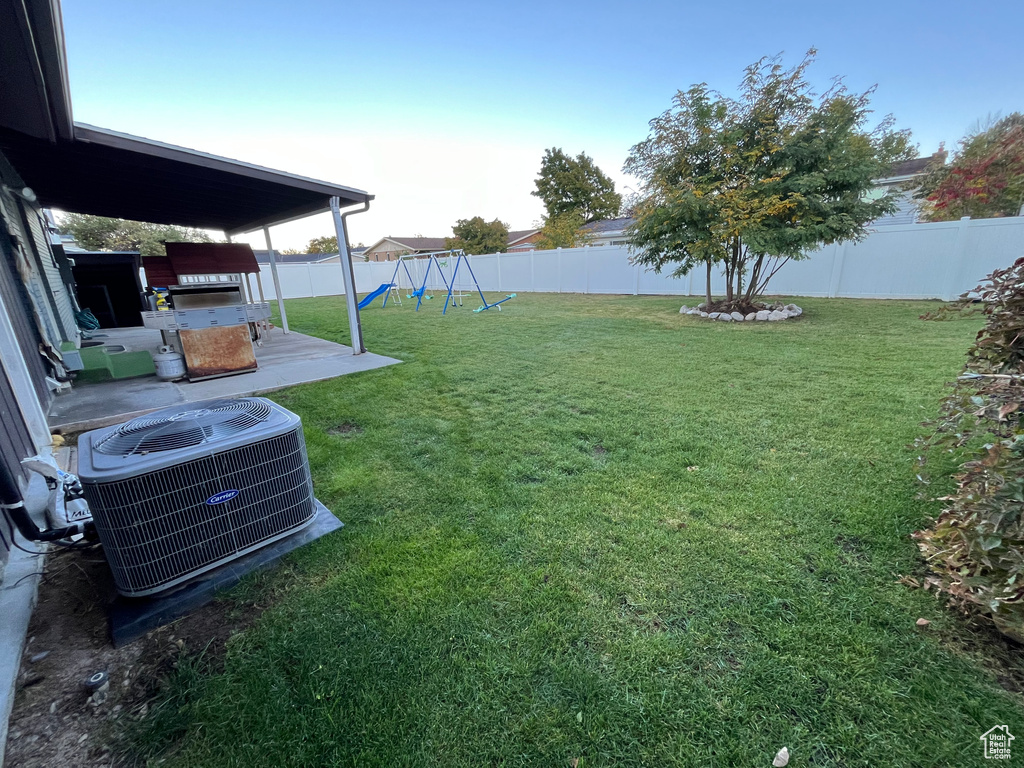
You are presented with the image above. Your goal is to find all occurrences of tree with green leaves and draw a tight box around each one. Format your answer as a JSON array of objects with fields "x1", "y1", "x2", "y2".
[
  {"x1": 58, "y1": 214, "x2": 212, "y2": 258},
  {"x1": 445, "y1": 217, "x2": 509, "y2": 255},
  {"x1": 306, "y1": 235, "x2": 338, "y2": 253},
  {"x1": 916, "y1": 113, "x2": 1024, "y2": 221},
  {"x1": 624, "y1": 51, "x2": 914, "y2": 312},
  {"x1": 533, "y1": 148, "x2": 622, "y2": 224},
  {"x1": 534, "y1": 210, "x2": 595, "y2": 250}
]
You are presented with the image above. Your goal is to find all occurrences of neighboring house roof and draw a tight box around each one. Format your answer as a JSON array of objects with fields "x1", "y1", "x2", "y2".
[
  {"x1": 581, "y1": 216, "x2": 635, "y2": 235},
  {"x1": 366, "y1": 230, "x2": 542, "y2": 255},
  {"x1": 878, "y1": 150, "x2": 947, "y2": 183},
  {"x1": 375, "y1": 237, "x2": 448, "y2": 251},
  {"x1": 507, "y1": 229, "x2": 541, "y2": 245}
]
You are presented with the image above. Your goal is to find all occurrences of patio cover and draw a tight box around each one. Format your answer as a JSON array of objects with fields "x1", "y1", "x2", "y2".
[{"x1": 0, "y1": 123, "x2": 372, "y2": 235}]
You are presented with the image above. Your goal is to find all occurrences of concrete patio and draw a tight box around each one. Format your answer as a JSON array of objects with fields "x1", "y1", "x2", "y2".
[{"x1": 48, "y1": 326, "x2": 400, "y2": 432}]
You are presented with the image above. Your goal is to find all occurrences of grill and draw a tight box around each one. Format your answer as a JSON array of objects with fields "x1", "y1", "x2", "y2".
[{"x1": 78, "y1": 397, "x2": 316, "y2": 596}]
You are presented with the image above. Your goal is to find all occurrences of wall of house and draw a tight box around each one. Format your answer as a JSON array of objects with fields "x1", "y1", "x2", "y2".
[
  {"x1": 363, "y1": 240, "x2": 413, "y2": 262},
  {"x1": 873, "y1": 190, "x2": 922, "y2": 227},
  {"x1": 257, "y1": 215, "x2": 1024, "y2": 303},
  {"x1": 0, "y1": 152, "x2": 65, "y2": 581}
]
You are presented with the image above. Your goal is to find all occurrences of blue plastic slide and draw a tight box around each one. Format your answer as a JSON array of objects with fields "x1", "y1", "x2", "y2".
[{"x1": 358, "y1": 283, "x2": 394, "y2": 309}]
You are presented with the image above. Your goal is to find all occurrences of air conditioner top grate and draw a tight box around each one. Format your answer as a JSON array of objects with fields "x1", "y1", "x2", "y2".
[{"x1": 94, "y1": 398, "x2": 275, "y2": 456}]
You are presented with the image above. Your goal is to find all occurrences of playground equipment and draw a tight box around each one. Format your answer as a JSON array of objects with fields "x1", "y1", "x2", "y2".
[
  {"x1": 365, "y1": 250, "x2": 516, "y2": 315},
  {"x1": 357, "y1": 282, "x2": 395, "y2": 309},
  {"x1": 441, "y1": 250, "x2": 516, "y2": 314}
]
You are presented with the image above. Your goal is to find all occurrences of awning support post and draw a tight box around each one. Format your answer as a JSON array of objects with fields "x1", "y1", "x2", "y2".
[
  {"x1": 225, "y1": 231, "x2": 251, "y2": 302},
  {"x1": 330, "y1": 196, "x2": 368, "y2": 354},
  {"x1": 263, "y1": 226, "x2": 289, "y2": 334}
]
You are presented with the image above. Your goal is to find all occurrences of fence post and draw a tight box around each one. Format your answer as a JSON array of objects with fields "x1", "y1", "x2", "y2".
[
  {"x1": 584, "y1": 245, "x2": 590, "y2": 294},
  {"x1": 632, "y1": 251, "x2": 640, "y2": 296},
  {"x1": 531, "y1": 249, "x2": 536, "y2": 293},
  {"x1": 557, "y1": 248, "x2": 562, "y2": 293},
  {"x1": 496, "y1": 252, "x2": 502, "y2": 292},
  {"x1": 942, "y1": 217, "x2": 973, "y2": 301},
  {"x1": 308, "y1": 263, "x2": 317, "y2": 297}
]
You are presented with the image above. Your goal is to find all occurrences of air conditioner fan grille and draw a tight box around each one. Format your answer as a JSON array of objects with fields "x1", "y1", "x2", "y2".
[{"x1": 94, "y1": 398, "x2": 274, "y2": 456}]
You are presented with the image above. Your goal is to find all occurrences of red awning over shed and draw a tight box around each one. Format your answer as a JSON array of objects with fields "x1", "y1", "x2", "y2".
[{"x1": 164, "y1": 242, "x2": 260, "y2": 276}]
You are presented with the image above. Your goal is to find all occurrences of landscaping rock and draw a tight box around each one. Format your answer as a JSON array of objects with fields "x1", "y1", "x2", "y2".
[
  {"x1": 679, "y1": 305, "x2": 689, "y2": 313},
  {"x1": 708, "y1": 312, "x2": 721, "y2": 319},
  {"x1": 745, "y1": 312, "x2": 757, "y2": 321},
  {"x1": 687, "y1": 309, "x2": 701, "y2": 315},
  {"x1": 768, "y1": 310, "x2": 787, "y2": 321},
  {"x1": 756, "y1": 310, "x2": 770, "y2": 321},
  {"x1": 717, "y1": 313, "x2": 733, "y2": 321},
  {"x1": 699, "y1": 311, "x2": 709, "y2": 318},
  {"x1": 730, "y1": 312, "x2": 744, "y2": 321}
]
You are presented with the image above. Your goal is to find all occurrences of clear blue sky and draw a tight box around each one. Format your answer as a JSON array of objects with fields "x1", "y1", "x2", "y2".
[{"x1": 61, "y1": 0, "x2": 1023, "y2": 249}]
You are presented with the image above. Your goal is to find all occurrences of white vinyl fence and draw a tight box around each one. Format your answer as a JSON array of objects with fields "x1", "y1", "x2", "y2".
[{"x1": 258, "y1": 216, "x2": 1024, "y2": 303}]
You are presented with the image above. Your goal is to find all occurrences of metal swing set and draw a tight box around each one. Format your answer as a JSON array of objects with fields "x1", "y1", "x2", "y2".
[{"x1": 376, "y1": 250, "x2": 516, "y2": 314}]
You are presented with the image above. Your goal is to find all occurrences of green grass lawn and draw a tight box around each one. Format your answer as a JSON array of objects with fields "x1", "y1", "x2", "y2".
[{"x1": 133, "y1": 293, "x2": 1023, "y2": 767}]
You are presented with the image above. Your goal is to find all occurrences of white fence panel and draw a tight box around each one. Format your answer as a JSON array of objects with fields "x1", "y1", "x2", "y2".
[
  {"x1": 828, "y1": 224, "x2": 958, "y2": 298},
  {"x1": 464, "y1": 254, "x2": 499, "y2": 291},
  {"x1": 557, "y1": 249, "x2": 588, "y2": 293},
  {"x1": 497, "y1": 253, "x2": 532, "y2": 292},
  {"x1": 258, "y1": 217, "x2": 1024, "y2": 302},
  {"x1": 586, "y1": 246, "x2": 638, "y2": 294},
  {"x1": 532, "y1": 252, "x2": 560, "y2": 292},
  {"x1": 637, "y1": 265, "x2": 685, "y2": 295},
  {"x1": 767, "y1": 246, "x2": 841, "y2": 298},
  {"x1": 959, "y1": 218, "x2": 1024, "y2": 290}
]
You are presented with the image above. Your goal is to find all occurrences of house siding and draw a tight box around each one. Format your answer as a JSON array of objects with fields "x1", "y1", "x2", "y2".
[{"x1": 0, "y1": 155, "x2": 77, "y2": 357}]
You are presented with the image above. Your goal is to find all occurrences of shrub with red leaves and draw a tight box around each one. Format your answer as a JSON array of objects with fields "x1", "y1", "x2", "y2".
[{"x1": 918, "y1": 114, "x2": 1024, "y2": 221}]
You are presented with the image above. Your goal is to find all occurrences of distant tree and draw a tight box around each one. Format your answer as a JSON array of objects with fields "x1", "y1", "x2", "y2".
[
  {"x1": 916, "y1": 113, "x2": 1024, "y2": 221},
  {"x1": 534, "y1": 211, "x2": 595, "y2": 250},
  {"x1": 445, "y1": 217, "x2": 509, "y2": 254},
  {"x1": 280, "y1": 248, "x2": 302, "y2": 255},
  {"x1": 306, "y1": 235, "x2": 339, "y2": 253},
  {"x1": 624, "y1": 50, "x2": 914, "y2": 311},
  {"x1": 58, "y1": 214, "x2": 212, "y2": 258},
  {"x1": 533, "y1": 148, "x2": 622, "y2": 224},
  {"x1": 618, "y1": 189, "x2": 642, "y2": 218}
]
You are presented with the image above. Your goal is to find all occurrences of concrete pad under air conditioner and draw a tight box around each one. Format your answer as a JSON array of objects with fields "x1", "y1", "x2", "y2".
[{"x1": 108, "y1": 500, "x2": 341, "y2": 647}]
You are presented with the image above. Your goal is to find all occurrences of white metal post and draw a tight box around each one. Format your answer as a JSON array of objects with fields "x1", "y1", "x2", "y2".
[
  {"x1": 329, "y1": 197, "x2": 365, "y2": 354},
  {"x1": 263, "y1": 226, "x2": 289, "y2": 334}
]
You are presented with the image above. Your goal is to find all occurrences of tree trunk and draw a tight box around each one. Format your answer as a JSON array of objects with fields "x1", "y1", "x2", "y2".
[
  {"x1": 724, "y1": 264, "x2": 733, "y2": 304},
  {"x1": 733, "y1": 239, "x2": 743, "y2": 302},
  {"x1": 745, "y1": 254, "x2": 765, "y2": 303},
  {"x1": 705, "y1": 259, "x2": 712, "y2": 307}
]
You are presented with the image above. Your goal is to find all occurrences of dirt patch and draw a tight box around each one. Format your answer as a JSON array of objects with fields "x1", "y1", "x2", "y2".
[
  {"x1": 3, "y1": 545, "x2": 262, "y2": 768},
  {"x1": 591, "y1": 445, "x2": 607, "y2": 458},
  {"x1": 327, "y1": 422, "x2": 363, "y2": 437},
  {"x1": 834, "y1": 534, "x2": 868, "y2": 564},
  {"x1": 660, "y1": 519, "x2": 689, "y2": 531}
]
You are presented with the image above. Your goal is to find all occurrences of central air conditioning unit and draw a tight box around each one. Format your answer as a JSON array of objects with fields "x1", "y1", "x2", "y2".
[{"x1": 78, "y1": 397, "x2": 317, "y2": 597}]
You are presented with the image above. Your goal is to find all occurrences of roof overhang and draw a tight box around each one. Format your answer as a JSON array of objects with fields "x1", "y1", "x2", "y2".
[
  {"x1": 0, "y1": 123, "x2": 372, "y2": 235},
  {"x1": 0, "y1": 0, "x2": 74, "y2": 142}
]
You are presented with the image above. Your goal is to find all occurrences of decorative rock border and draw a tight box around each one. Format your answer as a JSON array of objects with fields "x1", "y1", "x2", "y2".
[{"x1": 679, "y1": 302, "x2": 802, "y2": 321}]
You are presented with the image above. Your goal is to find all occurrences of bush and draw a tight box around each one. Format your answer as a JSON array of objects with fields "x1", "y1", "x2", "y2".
[{"x1": 916, "y1": 257, "x2": 1024, "y2": 641}]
